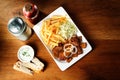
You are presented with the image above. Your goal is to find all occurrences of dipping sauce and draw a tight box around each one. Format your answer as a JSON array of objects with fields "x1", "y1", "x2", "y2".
[{"x1": 17, "y1": 45, "x2": 34, "y2": 62}]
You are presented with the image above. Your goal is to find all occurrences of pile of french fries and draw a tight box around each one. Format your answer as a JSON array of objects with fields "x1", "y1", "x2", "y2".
[{"x1": 40, "y1": 15, "x2": 67, "y2": 49}]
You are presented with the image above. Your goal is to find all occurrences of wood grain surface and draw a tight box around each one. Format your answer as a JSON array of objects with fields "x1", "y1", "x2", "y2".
[{"x1": 0, "y1": 0, "x2": 120, "y2": 80}]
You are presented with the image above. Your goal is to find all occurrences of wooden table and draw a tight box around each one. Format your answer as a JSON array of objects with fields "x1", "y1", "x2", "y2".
[{"x1": 0, "y1": 0, "x2": 120, "y2": 80}]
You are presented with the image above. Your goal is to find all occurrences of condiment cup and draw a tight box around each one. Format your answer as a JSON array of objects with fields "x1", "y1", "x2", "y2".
[{"x1": 17, "y1": 45, "x2": 34, "y2": 63}]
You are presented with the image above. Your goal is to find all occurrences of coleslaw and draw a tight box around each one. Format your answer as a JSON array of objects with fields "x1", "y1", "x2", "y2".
[{"x1": 58, "y1": 21, "x2": 77, "y2": 39}]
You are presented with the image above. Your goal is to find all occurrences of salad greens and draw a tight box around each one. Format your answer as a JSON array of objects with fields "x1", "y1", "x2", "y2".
[{"x1": 58, "y1": 21, "x2": 77, "y2": 39}]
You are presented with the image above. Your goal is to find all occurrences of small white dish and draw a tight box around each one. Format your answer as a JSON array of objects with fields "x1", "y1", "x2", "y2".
[
  {"x1": 17, "y1": 45, "x2": 34, "y2": 63},
  {"x1": 33, "y1": 7, "x2": 92, "y2": 71}
]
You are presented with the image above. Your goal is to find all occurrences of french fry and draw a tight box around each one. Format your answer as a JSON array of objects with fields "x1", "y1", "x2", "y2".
[
  {"x1": 52, "y1": 34, "x2": 65, "y2": 42},
  {"x1": 40, "y1": 15, "x2": 67, "y2": 49}
]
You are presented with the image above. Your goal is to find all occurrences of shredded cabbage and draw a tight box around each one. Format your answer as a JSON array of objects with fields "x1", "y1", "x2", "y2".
[{"x1": 58, "y1": 21, "x2": 77, "y2": 39}]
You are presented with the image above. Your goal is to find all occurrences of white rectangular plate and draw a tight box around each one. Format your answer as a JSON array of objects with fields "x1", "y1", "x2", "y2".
[{"x1": 33, "y1": 7, "x2": 92, "y2": 71}]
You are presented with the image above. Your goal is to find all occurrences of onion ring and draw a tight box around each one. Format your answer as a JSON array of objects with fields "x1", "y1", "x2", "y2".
[{"x1": 63, "y1": 43, "x2": 78, "y2": 58}]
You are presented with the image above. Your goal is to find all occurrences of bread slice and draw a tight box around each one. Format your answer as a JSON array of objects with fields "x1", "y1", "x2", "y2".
[
  {"x1": 13, "y1": 61, "x2": 33, "y2": 75},
  {"x1": 21, "y1": 57, "x2": 44, "y2": 73},
  {"x1": 13, "y1": 57, "x2": 44, "y2": 75}
]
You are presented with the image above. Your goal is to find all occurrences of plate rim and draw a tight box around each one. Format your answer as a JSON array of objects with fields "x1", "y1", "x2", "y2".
[{"x1": 33, "y1": 6, "x2": 92, "y2": 71}]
